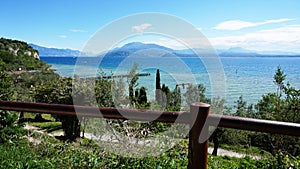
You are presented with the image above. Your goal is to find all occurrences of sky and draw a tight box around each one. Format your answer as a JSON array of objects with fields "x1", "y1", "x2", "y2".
[{"x1": 1, "y1": 0, "x2": 300, "y2": 53}]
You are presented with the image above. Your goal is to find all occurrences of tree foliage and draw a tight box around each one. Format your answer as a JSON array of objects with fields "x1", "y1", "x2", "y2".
[
  {"x1": 95, "y1": 78, "x2": 114, "y2": 107},
  {"x1": 136, "y1": 86, "x2": 147, "y2": 105},
  {"x1": 0, "y1": 59, "x2": 13, "y2": 101},
  {"x1": 0, "y1": 58, "x2": 23, "y2": 143},
  {"x1": 257, "y1": 66, "x2": 300, "y2": 123},
  {"x1": 0, "y1": 38, "x2": 50, "y2": 71},
  {"x1": 111, "y1": 78, "x2": 128, "y2": 107},
  {"x1": 214, "y1": 67, "x2": 300, "y2": 156},
  {"x1": 155, "y1": 69, "x2": 162, "y2": 104},
  {"x1": 34, "y1": 77, "x2": 79, "y2": 140},
  {"x1": 127, "y1": 63, "x2": 139, "y2": 105},
  {"x1": 254, "y1": 66, "x2": 300, "y2": 155},
  {"x1": 234, "y1": 96, "x2": 255, "y2": 118},
  {"x1": 183, "y1": 84, "x2": 209, "y2": 110}
]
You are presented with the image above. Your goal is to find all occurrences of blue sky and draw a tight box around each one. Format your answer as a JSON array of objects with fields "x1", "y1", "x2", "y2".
[{"x1": 1, "y1": 0, "x2": 300, "y2": 53}]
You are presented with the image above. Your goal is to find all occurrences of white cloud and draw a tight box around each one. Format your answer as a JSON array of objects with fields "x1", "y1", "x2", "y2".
[
  {"x1": 195, "y1": 27, "x2": 202, "y2": 31},
  {"x1": 209, "y1": 24, "x2": 300, "y2": 52},
  {"x1": 124, "y1": 23, "x2": 300, "y2": 53},
  {"x1": 70, "y1": 29, "x2": 88, "y2": 33},
  {"x1": 142, "y1": 24, "x2": 300, "y2": 53},
  {"x1": 58, "y1": 35, "x2": 68, "y2": 39},
  {"x1": 132, "y1": 23, "x2": 152, "y2": 33},
  {"x1": 213, "y1": 18, "x2": 295, "y2": 30}
]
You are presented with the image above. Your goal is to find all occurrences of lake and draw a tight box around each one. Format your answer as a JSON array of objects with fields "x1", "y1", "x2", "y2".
[{"x1": 40, "y1": 56, "x2": 300, "y2": 107}]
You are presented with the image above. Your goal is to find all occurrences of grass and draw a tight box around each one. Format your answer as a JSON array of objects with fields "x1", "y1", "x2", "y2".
[
  {"x1": 12, "y1": 113, "x2": 297, "y2": 168},
  {"x1": 1, "y1": 126, "x2": 299, "y2": 169},
  {"x1": 29, "y1": 121, "x2": 62, "y2": 132},
  {"x1": 2, "y1": 135, "x2": 299, "y2": 169},
  {"x1": 23, "y1": 112, "x2": 63, "y2": 133},
  {"x1": 24, "y1": 113, "x2": 56, "y2": 121},
  {"x1": 0, "y1": 136, "x2": 188, "y2": 168}
]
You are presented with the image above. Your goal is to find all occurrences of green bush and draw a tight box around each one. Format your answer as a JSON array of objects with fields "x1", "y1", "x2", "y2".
[{"x1": 0, "y1": 111, "x2": 24, "y2": 143}]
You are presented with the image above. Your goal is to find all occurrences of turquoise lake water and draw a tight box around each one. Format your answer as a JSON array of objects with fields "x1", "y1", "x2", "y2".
[{"x1": 40, "y1": 56, "x2": 300, "y2": 107}]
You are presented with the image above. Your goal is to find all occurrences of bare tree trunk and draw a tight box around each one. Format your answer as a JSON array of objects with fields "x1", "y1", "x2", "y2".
[{"x1": 212, "y1": 134, "x2": 219, "y2": 156}]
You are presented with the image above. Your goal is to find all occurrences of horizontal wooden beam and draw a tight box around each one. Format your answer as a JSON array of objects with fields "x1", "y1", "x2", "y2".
[
  {"x1": 1, "y1": 101, "x2": 300, "y2": 137},
  {"x1": 208, "y1": 114, "x2": 300, "y2": 137},
  {"x1": 0, "y1": 100, "x2": 190, "y2": 123}
]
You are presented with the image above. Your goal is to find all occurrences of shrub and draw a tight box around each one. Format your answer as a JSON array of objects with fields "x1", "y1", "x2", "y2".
[{"x1": 0, "y1": 111, "x2": 24, "y2": 143}]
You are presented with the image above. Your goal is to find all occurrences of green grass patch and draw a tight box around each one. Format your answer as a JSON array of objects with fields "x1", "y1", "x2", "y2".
[
  {"x1": 29, "y1": 121, "x2": 62, "y2": 133},
  {"x1": 24, "y1": 113, "x2": 55, "y2": 121},
  {"x1": 1, "y1": 135, "x2": 299, "y2": 169},
  {"x1": 23, "y1": 112, "x2": 36, "y2": 119},
  {"x1": 26, "y1": 129, "x2": 60, "y2": 144}
]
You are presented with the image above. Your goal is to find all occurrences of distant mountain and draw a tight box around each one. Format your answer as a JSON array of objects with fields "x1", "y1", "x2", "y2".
[
  {"x1": 218, "y1": 47, "x2": 261, "y2": 57},
  {"x1": 106, "y1": 43, "x2": 263, "y2": 57},
  {"x1": 103, "y1": 42, "x2": 224, "y2": 58},
  {"x1": 256, "y1": 50, "x2": 300, "y2": 56},
  {"x1": 116, "y1": 42, "x2": 173, "y2": 52},
  {"x1": 104, "y1": 42, "x2": 175, "y2": 57},
  {"x1": 29, "y1": 44, "x2": 81, "y2": 56},
  {"x1": 30, "y1": 42, "x2": 300, "y2": 58}
]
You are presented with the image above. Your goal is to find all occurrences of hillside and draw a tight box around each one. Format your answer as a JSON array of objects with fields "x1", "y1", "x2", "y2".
[
  {"x1": 0, "y1": 38, "x2": 39, "y2": 59},
  {"x1": 0, "y1": 38, "x2": 50, "y2": 71}
]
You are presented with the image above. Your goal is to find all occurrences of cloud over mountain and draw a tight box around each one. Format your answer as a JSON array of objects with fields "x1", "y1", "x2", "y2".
[
  {"x1": 132, "y1": 23, "x2": 152, "y2": 33},
  {"x1": 213, "y1": 18, "x2": 295, "y2": 30}
]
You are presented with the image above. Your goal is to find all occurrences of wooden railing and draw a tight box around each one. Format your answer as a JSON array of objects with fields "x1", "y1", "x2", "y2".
[{"x1": 1, "y1": 100, "x2": 300, "y2": 169}]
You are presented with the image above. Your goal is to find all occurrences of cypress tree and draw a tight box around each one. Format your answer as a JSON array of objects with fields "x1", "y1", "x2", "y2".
[
  {"x1": 155, "y1": 69, "x2": 161, "y2": 103},
  {"x1": 156, "y1": 69, "x2": 161, "y2": 90}
]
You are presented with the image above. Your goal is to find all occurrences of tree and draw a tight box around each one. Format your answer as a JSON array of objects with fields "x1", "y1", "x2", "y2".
[
  {"x1": 183, "y1": 84, "x2": 209, "y2": 110},
  {"x1": 168, "y1": 86, "x2": 181, "y2": 111},
  {"x1": 254, "y1": 66, "x2": 300, "y2": 155},
  {"x1": 127, "y1": 63, "x2": 139, "y2": 106},
  {"x1": 111, "y1": 78, "x2": 128, "y2": 107},
  {"x1": 234, "y1": 96, "x2": 247, "y2": 117},
  {"x1": 155, "y1": 69, "x2": 162, "y2": 104},
  {"x1": 283, "y1": 83, "x2": 300, "y2": 123},
  {"x1": 95, "y1": 78, "x2": 114, "y2": 107},
  {"x1": 0, "y1": 59, "x2": 22, "y2": 143},
  {"x1": 160, "y1": 84, "x2": 170, "y2": 107},
  {"x1": 34, "y1": 77, "x2": 80, "y2": 140},
  {"x1": 156, "y1": 69, "x2": 161, "y2": 90},
  {"x1": 256, "y1": 67, "x2": 299, "y2": 122},
  {"x1": 234, "y1": 96, "x2": 254, "y2": 117},
  {"x1": 274, "y1": 66, "x2": 286, "y2": 97},
  {"x1": 0, "y1": 59, "x2": 13, "y2": 100},
  {"x1": 209, "y1": 97, "x2": 229, "y2": 156},
  {"x1": 137, "y1": 86, "x2": 147, "y2": 105},
  {"x1": 154, "y1": 69, "x2": 182, "y2": 110}
]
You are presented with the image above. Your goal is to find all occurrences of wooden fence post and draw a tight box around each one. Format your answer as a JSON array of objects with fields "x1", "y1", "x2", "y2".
[{"x1": 188, "y1": 102, "x2": 210, "y2": 169}]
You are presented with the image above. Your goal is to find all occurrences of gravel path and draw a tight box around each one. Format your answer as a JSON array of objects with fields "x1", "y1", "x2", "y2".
[{"x1": 208, "y1": 147, "x2": 260, "y2": 159}]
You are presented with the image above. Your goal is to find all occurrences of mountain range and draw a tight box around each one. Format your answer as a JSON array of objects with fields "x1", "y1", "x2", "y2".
[
  {"x1": 29, "y1": 44, "x2": 81, "y2": 56},
  {"x1": 30, "y1": 42, "x2": 300, "y2": 57}
]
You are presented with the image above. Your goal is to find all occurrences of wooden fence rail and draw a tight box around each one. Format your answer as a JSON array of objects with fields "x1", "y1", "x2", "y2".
[{"x1": 1, "y1": 100, "x2": 300, "y2": 169}]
